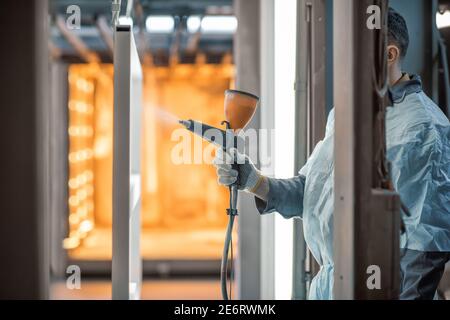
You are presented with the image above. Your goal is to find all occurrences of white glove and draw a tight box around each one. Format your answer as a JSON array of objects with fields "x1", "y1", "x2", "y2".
[{"x1": 213, "y1": 148, "x2": 261, "y2": 191}]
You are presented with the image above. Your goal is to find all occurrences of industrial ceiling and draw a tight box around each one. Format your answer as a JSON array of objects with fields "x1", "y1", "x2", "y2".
[{"x1": 49, "y1": 0, "x2": 235, "y2": 64}]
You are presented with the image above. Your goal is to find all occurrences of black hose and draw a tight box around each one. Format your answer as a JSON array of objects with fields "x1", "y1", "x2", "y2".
[{"x1": 220, "y1": 214, "x2": 235, "y2": 300}]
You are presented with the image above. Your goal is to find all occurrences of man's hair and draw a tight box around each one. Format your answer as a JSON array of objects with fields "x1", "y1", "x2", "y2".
[{"x1": 388, "y1": 7, "x2": 409, "y2": 60}]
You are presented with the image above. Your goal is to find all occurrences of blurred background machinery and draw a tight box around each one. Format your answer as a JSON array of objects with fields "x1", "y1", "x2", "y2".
[
  {"x1": 48, "y1": 0, "x2": 238, "y2": 281},
  {"x1": 2, "y1": 0, "x2": 450, "y2": 300}
]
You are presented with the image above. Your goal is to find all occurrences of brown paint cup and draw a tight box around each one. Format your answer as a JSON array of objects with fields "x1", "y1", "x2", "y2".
[{"x1": 224, "y1": 89, "x2": 259, "y2": 132}]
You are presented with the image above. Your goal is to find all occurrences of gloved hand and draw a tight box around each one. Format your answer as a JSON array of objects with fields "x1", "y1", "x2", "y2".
[{"x1": 213, "y1": 148, "x2": 261, "y2": 191}]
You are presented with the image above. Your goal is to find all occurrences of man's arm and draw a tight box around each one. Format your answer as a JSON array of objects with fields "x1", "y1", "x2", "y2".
[
  {"x1": 214, "y1": 148, "x2": 306, "y2": 219},
  {"x1": 251, "y1": 175, "x2": 306, "y2": 218}
]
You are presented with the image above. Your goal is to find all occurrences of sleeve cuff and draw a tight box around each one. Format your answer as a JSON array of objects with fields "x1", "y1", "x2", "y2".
[
  {"x1": 253, "y1": 176, "x2": 306, "y2": 218},
  {"x1": 254, "y1": 178, "x2": 279, "y2": 214}
]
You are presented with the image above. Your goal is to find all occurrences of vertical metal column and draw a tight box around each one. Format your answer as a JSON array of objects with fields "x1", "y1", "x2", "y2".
[
  {"x1": 112, "y1": 25, "x2": 143, "y2": 300},
  {"x1": 234, "y1": 0, "x2": 262, "y2": 300},
  {"x1": 333, "y1": 0, "x2": 400, "y2": 299},
  {"x1": 49, "y1": 62, "x2": 69, "y2": 278},
  {"x1": 333, "y1": 0, "x2": 356, "y2": 300},
  {"x1": 0, "y1": 0, "x2": 50, "y2": 299},
  {"x1": 292, "y1": 0, "x2": 328, "y2": 299},
  {"x1": 259, "y1": 0, "x2": 276, "y2": 300}
]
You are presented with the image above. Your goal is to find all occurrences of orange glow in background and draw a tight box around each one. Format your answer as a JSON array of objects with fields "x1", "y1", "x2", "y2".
[{"x1": 65, "y1": 60, "x2": 235, "y2": 260}]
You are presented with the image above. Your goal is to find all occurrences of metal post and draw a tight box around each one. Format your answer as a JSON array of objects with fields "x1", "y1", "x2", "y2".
[
  {"x1": 333, "y1": 0, "x2": 400, "y2": 299},
  {"x1": 112, "y1": 25, "x2": 143, "y2": 300},
  {"x1": 292, "y1": 0, "x2": 309, "y2": 300},
  {"x1": 234, "y1": 0, "x2": 262, "y2": 300},
  {"x1": 0, "y1": 0, "x2": 50, "y2": 299},
  {"x1": 293, "y1": 0, "x2": 328, "y2": 299},
  {"x1": 259, "y1": 0, "x2": 276, "y2": 300},
  {"x1": 49, "y1": 62, "x2": 69, "y2": 278}
]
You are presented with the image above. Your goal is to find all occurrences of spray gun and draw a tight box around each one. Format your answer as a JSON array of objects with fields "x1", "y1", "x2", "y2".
[{"x1": 179, "y1": 89, "x2": 259, "y2": 300}]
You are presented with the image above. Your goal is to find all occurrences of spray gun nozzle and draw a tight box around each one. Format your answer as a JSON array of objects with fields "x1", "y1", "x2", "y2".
[{"x1": 179, "y1": 119, "x2": 192, "y2": 130}]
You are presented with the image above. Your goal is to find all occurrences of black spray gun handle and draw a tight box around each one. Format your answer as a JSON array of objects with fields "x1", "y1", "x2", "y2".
[
  {"x1": 220, "y1": 120, "x2": 239, "y2": 174},
  {"x1": 221, "y1": 121, "x2": 239, "y2": 216}
]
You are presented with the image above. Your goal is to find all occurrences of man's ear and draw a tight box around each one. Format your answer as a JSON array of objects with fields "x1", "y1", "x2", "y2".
[{"x1": 387, "y1": 45, "x2": 400, "y2": 64}]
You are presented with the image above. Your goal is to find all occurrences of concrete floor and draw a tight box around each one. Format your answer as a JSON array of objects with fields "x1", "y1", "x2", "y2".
[
  {"x1": 51, "y1": 278, "x2": 223, "y2": 300},
  {"x1": 51, "y1": 277, "x2": 450, "y2": 300}
]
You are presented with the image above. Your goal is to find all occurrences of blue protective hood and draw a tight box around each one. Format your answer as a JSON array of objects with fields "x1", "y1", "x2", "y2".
[{"x1": 388, "y1": 74, "x2": 423, "y2": 104}]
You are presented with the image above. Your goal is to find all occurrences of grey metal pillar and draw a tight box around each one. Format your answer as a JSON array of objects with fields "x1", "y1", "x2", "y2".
[
  {"x1": 49, "y1": 62, "x2": 69, "y2": 278},
  {"x1": 0, "y1": 0, "x2": 50, "y2": 299},
  {"x1": 292, "y1": 0, "x2": 328, "y2": 300},
  {"x1": 234, "y1": 0, "x2": 262, "y2": 300},
  {"x1": 333, "y1": 0, "x2": 400, "y2": 299},
  {"x1": 112, "y1": 25, "x2": 143, "y2": 300},
  {"x1": 259, "y1": 0, "x2": 276, "y2": 300}
]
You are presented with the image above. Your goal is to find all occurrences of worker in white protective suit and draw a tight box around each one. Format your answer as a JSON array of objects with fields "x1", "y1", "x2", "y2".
[{"x1": 213, "y1": 8, "x2": 450, "y2": 299}]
